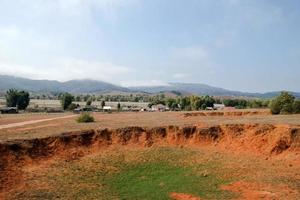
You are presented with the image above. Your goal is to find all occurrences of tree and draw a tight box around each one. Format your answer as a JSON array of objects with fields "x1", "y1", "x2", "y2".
[
  {"x1": 293, "y1": 100, "x2": 300, "y2": 114},
  {"x1": 270, "y1": 92, "x2": 295, "y2": 114},
  {"x1": 180, "y1": 97, "x2": 191, "y2": 110},
  {"x1": 5, "y1": 89, "x2": 30, "y2": 110},
  {"x1": 60, "y1": 93, "x2": 74, "y2": 110},
  {"x1": 117, "y1": 102, "x2": 121, "y2": 111},
  {"x1": 75, "y1": 96, "x2": 81, "y2": 102},
  {"x1": 166, "y1": 98, "x2": 178, "y2": 110},
  {"x1": 5, "y1": 89, "x2": 19, "y2": 107},
  {"x1": 202, "y1": 95, "x2": 215, "y2": 109},
  {"x1": 101, "y1": 100, "x2": 105, "y2": 108},
  {"x1": 17, "y1": 91, "x2": 30, "y2": 110},
  {"x1": 86, "y1": 98, "x2": 92, "y2": 106}
]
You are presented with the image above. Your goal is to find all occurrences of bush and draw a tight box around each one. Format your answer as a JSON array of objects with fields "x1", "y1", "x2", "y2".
[
  {"x1": 270, "y1": 92, "x2": 295, "y2": 114},
  {"x1": 293, "y1": 100, "x2": 300, "y2": 114},
  {"x1": 77, "y1": 113, "x2": 95, "y2": 123}
]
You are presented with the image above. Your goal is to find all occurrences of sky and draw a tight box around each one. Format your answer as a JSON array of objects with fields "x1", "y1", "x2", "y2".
[{"x1": 0, "y1": 0, "x2": 299, "y2": 92}]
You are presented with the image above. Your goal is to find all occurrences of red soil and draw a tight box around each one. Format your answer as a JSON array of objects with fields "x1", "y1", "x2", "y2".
[
  {"x1": 221, "y1": 181, "x2": 299, "y2": 200},
  {"x1": 170, "y1": 192, "x2": 202, "y2": 200},
  {"x1": 0, "y1": 123, "x2": 299, "y2": 198}
]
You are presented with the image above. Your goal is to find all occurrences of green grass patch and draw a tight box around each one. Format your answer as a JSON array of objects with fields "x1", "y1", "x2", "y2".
[{"x1": 107, "y1": 162, "x2": 233, "y2": 200}]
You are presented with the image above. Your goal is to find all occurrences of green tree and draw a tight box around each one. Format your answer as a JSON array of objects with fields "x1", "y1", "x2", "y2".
[
  {"x1": 117, "y1": 102, "x2": 121, "y2": 111},
  {"x1": 86, "y1": 98, "x2": 92, "y2": 106},
  {"x1": 180, "y1": 97, "x2": 191, "y2": 110},
  {"x1": 293, "y1": 100, "x2": 300, "y2": 114},
  {"x1": 101, "y1": 100, "x2": 106, "y2": 108},
  {"x1": 270, "y1": 92, "x2": 295, "y2": 114},
  {"x1": 5, "y1": 89, "x2": 30, "y2": 110},
  {"x1": 202, "y1": 95, "x2": 215, "y2": 109},
  {"x1": 61, "y1": 93, "x2": 74, "y2": 110},
  {"x1": 166, "y1": 98, "x2": 178, "y2": 110},
  {"x1": 5, "y1": 89, "x2": 19, "y2": 107},
  {"x1": 17, "y1": 91, "x2": 30, "y2": 110},
  {"x1": 75, "y1": 96, "x2": 81, "y2": 102}
]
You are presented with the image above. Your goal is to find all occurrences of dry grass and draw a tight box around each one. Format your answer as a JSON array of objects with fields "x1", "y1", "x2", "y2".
[
  {"x1": 5, "y1": 146, "x2": 300, "y2": 199},
  {"x1": 1, "y1": 110, "x2": 300, "y2": 141}
]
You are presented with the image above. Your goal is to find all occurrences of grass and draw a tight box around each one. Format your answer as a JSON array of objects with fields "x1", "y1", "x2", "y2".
[
  {"x1": 7, "y1": 146, "x2": 300, "y2": 199},
  {"x1": 9, "y1": 147, "x2": 235, "y2": 200},
  {"x1": 107, "y1": 162, "x2": 232, "y2": 200}
]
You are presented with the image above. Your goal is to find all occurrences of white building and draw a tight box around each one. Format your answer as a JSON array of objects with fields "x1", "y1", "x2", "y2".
[
  {"x1": 213, "y1": 104, "x2": 225, "y2": 110},
  {"x1": 103, "y1": 106, "x2": 112, "y2": 111},
  {"x1": 151, "y1": 104, "x2": 167, "y2": 112}
]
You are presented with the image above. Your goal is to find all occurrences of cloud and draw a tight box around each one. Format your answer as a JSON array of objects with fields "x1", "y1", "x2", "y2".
[
  {"x1": 0, "y1": 58, "x2": 131, "y2": 83},
  {"x1": 169, "y1": 46, "x2": 208, "y2": 62},
  {"x1": 120, "y1": 80, "x2": 169, "y2": 87},
  {"x1": 56, "y1": 58, "x2": 131, "y2": 81},
  {"x1": 172, "y1": 73, "x2": 190, "y2": 79},
  {"x1": 23, "y1": 0, "x2": 139, "y2": 20}
]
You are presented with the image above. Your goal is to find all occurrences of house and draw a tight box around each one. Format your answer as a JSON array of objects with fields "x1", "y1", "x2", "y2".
[
  {"x1": 0, "y1": 107, "x2": 18, "y2": 114},
  {"x1": 103, "y1": 106, "x2": 112, "y2": 111},
  {"x1": 206, "y1": 107, "x2": 214, "y2": 110},
  {"x1": 213, "y1": 104, "x2": 225, "y2": 110},
  {"x1": 151, "y1": 104, "x2": 167, "y2": 112}
]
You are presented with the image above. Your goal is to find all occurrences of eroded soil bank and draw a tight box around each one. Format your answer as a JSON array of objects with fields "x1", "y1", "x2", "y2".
[{"x1": 1, "y1": 123, "x2": 300, "y2": 199}]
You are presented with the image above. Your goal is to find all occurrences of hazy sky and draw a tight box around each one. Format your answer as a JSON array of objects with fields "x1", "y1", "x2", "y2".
[{"x1": 0, "y1": 0, "x2": 299, "y2": 92}]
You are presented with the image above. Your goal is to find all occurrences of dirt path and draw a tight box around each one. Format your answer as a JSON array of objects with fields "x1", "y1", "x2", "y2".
[{"x1": 0, "y1": 115, "x2": 77, "y2": 130}]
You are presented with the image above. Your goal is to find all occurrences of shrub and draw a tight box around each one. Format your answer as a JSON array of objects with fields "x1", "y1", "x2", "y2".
[
  {"x1": 293, "y1": 100, "x2": 300, "y2": 114},
  {"x1": 77, "y1": 113, "x2": 95, "y2": 123},
  {"x1": 270, "y1": 92, "x2": 295, "y2": 114}
]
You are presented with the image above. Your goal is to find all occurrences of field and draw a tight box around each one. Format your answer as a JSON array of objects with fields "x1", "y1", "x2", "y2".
[{"x1": 1, "y1": 110, "x2": 300, "y2": 199}]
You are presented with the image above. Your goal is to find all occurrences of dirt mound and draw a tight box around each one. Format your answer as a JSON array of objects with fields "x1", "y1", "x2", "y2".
[
  {"x1": 1, "y1": 123, "x2": 300, "y2": 195},
  {"x1": 170, "y1": 192, "x2": 201, "y2": 200},
  {"x1": 183, "y1": 110, "x2": 271, "y2": 117}
]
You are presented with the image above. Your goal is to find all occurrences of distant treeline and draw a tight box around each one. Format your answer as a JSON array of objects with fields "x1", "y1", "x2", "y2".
[
  {"x1": 3, "y1": 89, "x2": 299, "y2": 114},
  {"x1": 148, "y1": 95, "x2": 270, "y2": 111}
]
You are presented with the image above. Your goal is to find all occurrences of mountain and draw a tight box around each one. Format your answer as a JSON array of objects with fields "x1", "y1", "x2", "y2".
[
  {"x1": 0, "y1": 75, "x2": 299, "y2": 98},
  {"x1": 0, "y1": 75, "x2": 129, "y2": 93},
  {"x1": 129, "y1": 83, "x2": 260, "y2": 97},
  {"x1": 129, "y1": 83, "x2": 300, "y2": 98}
]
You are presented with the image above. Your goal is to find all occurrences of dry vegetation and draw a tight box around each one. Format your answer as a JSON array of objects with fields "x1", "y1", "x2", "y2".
[{"x1": 1, "y1": 109, "x2": 300, "y2": 141}]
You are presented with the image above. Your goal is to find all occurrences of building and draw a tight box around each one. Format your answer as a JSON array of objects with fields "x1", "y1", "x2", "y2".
[
  {"x1": 213, "y1": 104, "x2": 225, "y2": 110},
  {"x1": 151, "y1": 104, "x2": 167, "y2": 112},
  {"x1": 103, "y1": 106, "x2": 112, "y2": 111}
]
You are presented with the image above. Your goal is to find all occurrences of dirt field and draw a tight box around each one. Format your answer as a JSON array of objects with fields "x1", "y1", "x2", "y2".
[
  {"x1": 0, "y1": 109, "x2": 300, "y2": 141},
  {"x1": 0, "y1": 109, "x2": 300, "y2": 199}
]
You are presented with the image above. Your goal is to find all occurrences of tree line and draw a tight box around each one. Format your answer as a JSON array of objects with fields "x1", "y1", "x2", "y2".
[{"x1": 3, "y1": 89, "x2": 300, "y2": 114}]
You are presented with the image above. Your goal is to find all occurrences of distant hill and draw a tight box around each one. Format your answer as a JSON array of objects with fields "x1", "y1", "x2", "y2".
[
  {"x1": 129, "y1": 83, "x2": 300, "y2": 98},
  {"x1": 0, "y1": 75, "x2": 299, "y2": 98},
  {"x1": 0, "y1": 75, "x2": 129, "y2": 93},
  {"x1": 129, "y1": 83, "x2": 255, "y2": 97}
]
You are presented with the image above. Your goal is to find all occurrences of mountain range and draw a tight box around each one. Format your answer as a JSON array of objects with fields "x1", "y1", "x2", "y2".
[{"x1": 0, "y1": 75, "x2": 299, "y2": 98}]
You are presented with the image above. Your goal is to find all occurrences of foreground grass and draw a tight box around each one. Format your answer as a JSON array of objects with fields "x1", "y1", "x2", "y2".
[
  {"x1": 10, "y1": 147, "x2": 235, "y2": 200},
  {"x1": 9, "y1": 146, "x2": 299, "y2": 199}
]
